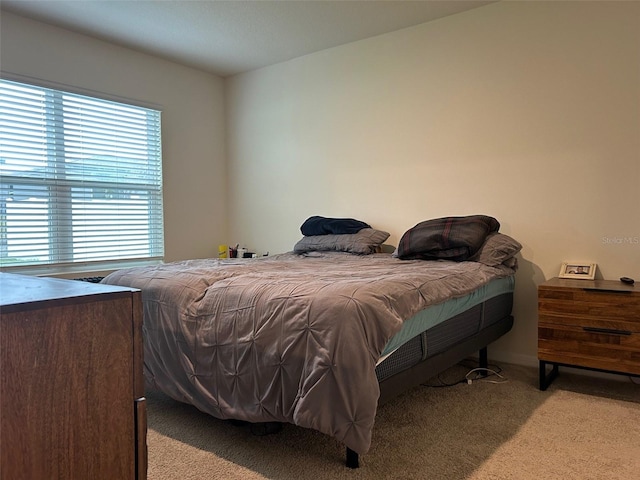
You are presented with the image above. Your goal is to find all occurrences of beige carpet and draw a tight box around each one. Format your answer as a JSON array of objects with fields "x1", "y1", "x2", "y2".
[{"x1": 146, "y1": 363, "x2": 640, "y2": 480}]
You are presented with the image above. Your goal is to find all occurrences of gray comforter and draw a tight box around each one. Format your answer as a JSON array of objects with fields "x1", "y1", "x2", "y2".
[{"x1": 102, "y1": 252, "x2": 516, "y2": 454}]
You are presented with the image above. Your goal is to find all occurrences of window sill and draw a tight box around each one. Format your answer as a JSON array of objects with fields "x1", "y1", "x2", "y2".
[{"x1": 0, "y1": 258, "x2": 163, "y2": 279}]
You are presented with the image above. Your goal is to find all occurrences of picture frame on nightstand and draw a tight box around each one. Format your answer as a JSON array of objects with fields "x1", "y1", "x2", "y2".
[{"x1": 558, "y1": 262, "x2": 597, "y2": 280}]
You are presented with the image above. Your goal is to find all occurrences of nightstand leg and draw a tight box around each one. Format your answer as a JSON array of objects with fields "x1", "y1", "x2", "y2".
[{"x1": 539, "y1": 360, "x2": 559, "y2": 391}]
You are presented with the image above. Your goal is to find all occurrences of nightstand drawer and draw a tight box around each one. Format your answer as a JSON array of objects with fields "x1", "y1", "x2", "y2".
[
  {"x1": 539, "y1": 289, "x2": 640, "y2": 322},
  {"x1": 538, "y1": 323, "x2": 640, "y2": 375},
  {"x1": 538, "y1": 312, "x2": 639, "y2": 333}
]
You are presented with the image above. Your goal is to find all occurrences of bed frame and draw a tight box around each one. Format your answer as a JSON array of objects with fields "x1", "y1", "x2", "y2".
[{"x1": 344, "y1": 292, "x2": 514, "y2": 468}]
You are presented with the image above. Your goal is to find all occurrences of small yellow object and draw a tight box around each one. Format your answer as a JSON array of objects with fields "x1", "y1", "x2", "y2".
[{"x1": 218, "y1": 244, "x2": 228, "y2": 259}]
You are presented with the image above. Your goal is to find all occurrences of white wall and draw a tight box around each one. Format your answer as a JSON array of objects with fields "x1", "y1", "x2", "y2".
[
  {"x1": 226, "y1": 1, "x2": 640, "y2": 365},
  {"x1": 1, "y1": 12, "x2": 228, "y2": 265}
]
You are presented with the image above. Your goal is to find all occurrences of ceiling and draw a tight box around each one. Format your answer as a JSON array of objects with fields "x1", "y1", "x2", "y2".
[{"x1": 1, "y1": 0, "x2": 496, "y2": 77}]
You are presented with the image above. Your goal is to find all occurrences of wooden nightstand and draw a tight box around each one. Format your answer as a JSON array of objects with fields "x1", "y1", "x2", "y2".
[{"x1": 538, "y1": 277, "x2": 640, "y2": 390}]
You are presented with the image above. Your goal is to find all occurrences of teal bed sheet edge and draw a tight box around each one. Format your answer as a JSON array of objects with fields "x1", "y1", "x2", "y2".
[{"x1": 381, "y1": 275, "x2": 516, "y2": 357}]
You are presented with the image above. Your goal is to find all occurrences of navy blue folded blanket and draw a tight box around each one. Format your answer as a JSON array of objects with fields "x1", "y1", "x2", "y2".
[
  {"x1": 301, "y1": 216, "x2": 371, "y2": 236},
  {"x1": 397, "y1": 215, "x2": 500, "y2": 261}
]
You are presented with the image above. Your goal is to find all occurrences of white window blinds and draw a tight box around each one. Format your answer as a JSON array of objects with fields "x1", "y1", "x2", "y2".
[{"x1": 0, "y1": 79, "x2": 164, "y2": 271}]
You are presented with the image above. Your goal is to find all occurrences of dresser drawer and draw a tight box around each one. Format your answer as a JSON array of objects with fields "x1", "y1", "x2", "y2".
[{"x1": 538, "y1": 323, "x2": 640, "y2": 375}]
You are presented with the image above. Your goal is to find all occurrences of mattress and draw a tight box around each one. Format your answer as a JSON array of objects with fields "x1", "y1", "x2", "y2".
[{"x1": 380, "y1": 276, "x2": 515, "y2": 358}]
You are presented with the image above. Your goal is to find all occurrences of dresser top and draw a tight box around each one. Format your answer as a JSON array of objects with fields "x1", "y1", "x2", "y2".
[
  {"x1": 0, "y1": 272, "x2": 138, "y2": 308},
  {"x1": 539, "y1": 277, "x2": 639, "y2": 293}
]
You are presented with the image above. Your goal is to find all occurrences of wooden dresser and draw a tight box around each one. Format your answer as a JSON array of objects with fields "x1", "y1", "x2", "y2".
[
  {"x1": 538, "y1": 277, "x2": 640, "y2": 390},
  {"x1": 0, "y1": 273, "x2": 147, "y2": 480}
]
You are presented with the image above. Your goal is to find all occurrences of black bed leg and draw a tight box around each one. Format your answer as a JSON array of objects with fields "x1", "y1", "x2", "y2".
[
  {"x1": 479, "y1": 347, "x2": 488, "y2": 375},
  {"x1": 345, "y1": 447, "x2": 359, "y2": 469}
]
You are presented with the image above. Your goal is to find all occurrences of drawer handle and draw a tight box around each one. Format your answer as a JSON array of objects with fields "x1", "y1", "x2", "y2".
[{"x1": 582, "y1": 326, "x2": 632, "y2": 336}]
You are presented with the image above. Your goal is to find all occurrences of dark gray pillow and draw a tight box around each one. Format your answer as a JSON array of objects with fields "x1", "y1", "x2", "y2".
[
  {"x1": 397, "y1": 215, "x2": 500, "y2": 261},
  {"x1": 468, "y1": 233, "x2": 522, "y2": 267},
  {"x1": 294, "y1": 228, "x2": 390, "y2": 255}
]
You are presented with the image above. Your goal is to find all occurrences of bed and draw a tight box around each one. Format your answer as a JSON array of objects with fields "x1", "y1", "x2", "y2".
[{"x1": 101, "y1": 215, "x2": 521, "y2": 468}]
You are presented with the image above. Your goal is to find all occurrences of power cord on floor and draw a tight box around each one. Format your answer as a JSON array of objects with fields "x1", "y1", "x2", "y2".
[
  {"x1": 465, "y1": 367, "x2": 508, "y2": 385},
  {"x1": 421, "y1": 374, "x2": 467, "y2": 388},
  {"x1": 421, "y1": 361, "x2": 507, "y2": 388}
]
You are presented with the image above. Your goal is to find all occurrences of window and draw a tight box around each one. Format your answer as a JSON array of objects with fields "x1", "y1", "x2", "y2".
[{"x1": 0, "y1": 79, "x2": 164, "y2": 273}]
